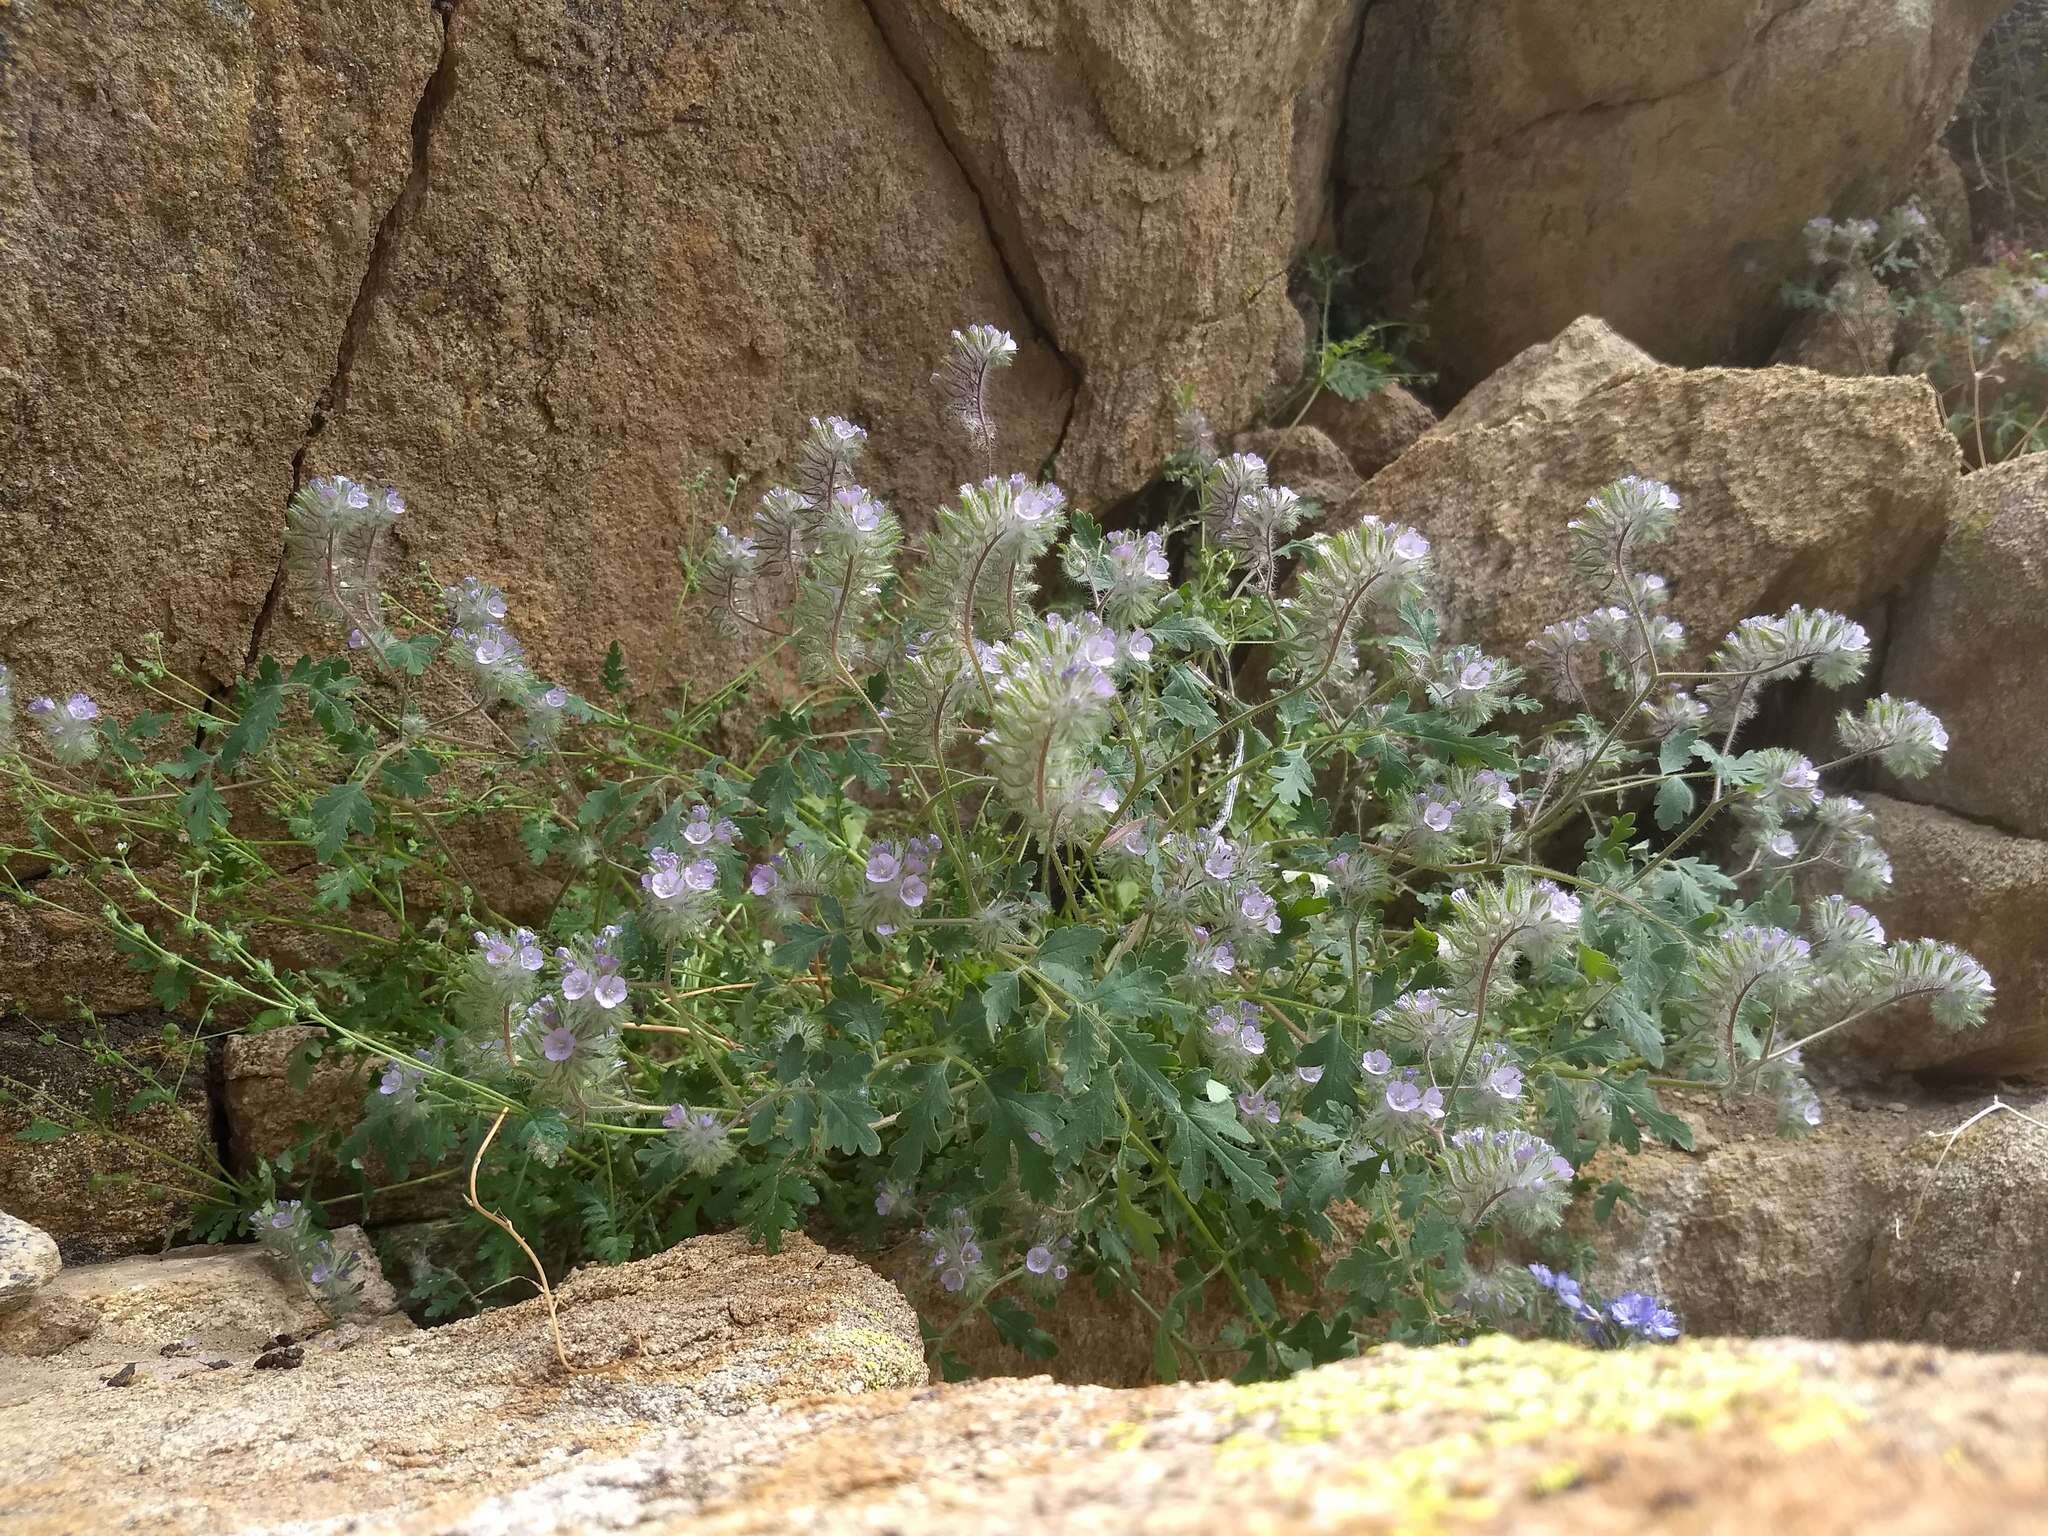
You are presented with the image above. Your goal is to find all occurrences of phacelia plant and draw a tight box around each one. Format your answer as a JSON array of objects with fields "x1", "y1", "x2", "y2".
[{"x1": 0, "y1": 324, "x2": 1988, "y2": 1377}]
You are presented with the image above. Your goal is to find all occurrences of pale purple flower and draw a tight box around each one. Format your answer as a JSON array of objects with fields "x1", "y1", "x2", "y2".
[
  {"x1": 836, "y1": 486, "x2": 884, "y2": 532},
  {"x1": 1609, "y1": 1291, "x2": 1681, "y2": 1341},
  {"x1": 1239, "y1": 886, "x2": 1280, "y2": 934},
  {"x1": 1236, "y1": 1088, "x2": 1282, "y2": 1125},
  {"x1": 541, "y1": 1026, "x2": 578, "y2": 1063}
]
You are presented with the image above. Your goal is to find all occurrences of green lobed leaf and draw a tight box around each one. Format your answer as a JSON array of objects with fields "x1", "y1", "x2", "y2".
[
  {"x1": 178, "y1": 776, "x2": 228, "y2": 847},
  {"x1": 309, "y1": 780, "x2": 374, "y2": 862}
]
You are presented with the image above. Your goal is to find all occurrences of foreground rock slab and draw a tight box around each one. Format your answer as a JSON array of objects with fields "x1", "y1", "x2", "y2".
[
  {"x1": 7, "y1": 1223, "x2": 2048, "y2": 1534},
  {"x1": 0, "y1": 1224, "x2": 400, "y2": 1368},
  {"x1": 0, "y1": 1232, "x2": 924, "y2": 1535},
  {"x1": 24, "y1": 1329, "x2": 2048, "y2": 1536}
]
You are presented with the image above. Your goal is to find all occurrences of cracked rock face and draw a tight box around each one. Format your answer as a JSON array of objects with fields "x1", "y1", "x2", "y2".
[
  {"x1": 866, "y1": 0, "x2": 1348, "y2": 501},
  {"x1": 1339, "y1": 0, "x2": 2012, "y2": 394},
  {"x1": 0, "y1": 0, "x2": 442, "y2": 706},
  {"x1": 278, "y1": 0, "x2": 1075, "y2": 696},
  {"x1": 6, "y1": 0, "x2": 1354, "y2": 720}
]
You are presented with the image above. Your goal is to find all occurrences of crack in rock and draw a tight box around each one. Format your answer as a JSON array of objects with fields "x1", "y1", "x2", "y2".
[
  {"x1": 855, "y1": 0, "x2": 1082, "y2": 466},
  {"x1": 242, "y1": 0, "x2": 463, "y2": 671}
]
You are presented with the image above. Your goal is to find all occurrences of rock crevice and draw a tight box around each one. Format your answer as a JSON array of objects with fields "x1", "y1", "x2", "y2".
[{"x1": 245, "y1": 0, "x2": 465, "y2": 670}]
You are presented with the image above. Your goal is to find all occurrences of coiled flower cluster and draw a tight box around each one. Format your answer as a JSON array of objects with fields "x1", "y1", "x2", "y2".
[
  {"x1": 1439, "y1": 1127, "x2": 1575, "y2": 1235},
  {"x1": 285, "y1": 474, "x2": 404, "y2": 646},
  {"x1": 1199, "y1": 451, "x2": 1305, "y2": 594},
  {"x1": 1284, "y1": 515, "x2": 1432, "y2": 685},
  {"x1": 935, "y1": 325, "x2": 1017, "y2": 460},
  {"x1": 1064, "y1": 527, "x2": 1171, "y2": 628},
  {"x1": 979, "y1": 612, "x2": 1147, "y2": 841}
]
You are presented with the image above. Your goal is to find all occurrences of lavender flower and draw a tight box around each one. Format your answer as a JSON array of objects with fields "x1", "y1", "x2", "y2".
[
  {"x1": 921, "y1": 1206, "x2": 986, "y2": 1295},
  {"x1": 662, "y1": 1105, "x2": 735, "y2": 1177},
  {"x1": 456, "y1": 926, "x2": 545, "y2": 1032},
  {"x1": 1608, "y1": 1291, "x2": 1682, "y2": 1342},
  {"x1": 1526, "y1": 1265, "x2": 1680, "y2": 1347},
  {"x1": 682, "y1": 803, "x2": 739, "y2": 848},
  {"x1": 449, "y1": 616, "x2": 533, "y2": 703},
  {"x1": 1205, "y1": 1001, "x2": 1268, "y2": 1077},
  {"x1": 643, "y1": 845, "x2": 722, "y2": 942},
  {"x1": 27, "y1": 692, "x2": 101, "y2": 765},
  {"x1": 377, "y1": 1048, "x2": 434, "y2": 1107},
  {"x1": 1236, "y1": 1086, "x2": 1283, "y2": 1125}
]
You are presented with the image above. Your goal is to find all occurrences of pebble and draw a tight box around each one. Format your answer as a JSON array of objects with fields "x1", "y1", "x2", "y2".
[{"x1": 0, "y1": 1209, "x2": 62, "y2": 1311}]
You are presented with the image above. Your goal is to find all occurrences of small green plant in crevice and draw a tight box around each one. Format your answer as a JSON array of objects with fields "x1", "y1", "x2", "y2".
[
  {"x1": 1276, "y1": 252, "x2": 1434, "y2": 428},
  {"x1": 1952, "y1": 0, "x2": 2048, "y2": 247},
  {"x1": 1904, "y1": 247, "x2": 2048, "y2": 464},
  {"x1": 0, "y1": 324, "x2": 1990, "y2": 1379}
]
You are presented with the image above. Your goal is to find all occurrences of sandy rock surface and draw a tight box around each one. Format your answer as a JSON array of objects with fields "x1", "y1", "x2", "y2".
[{"x1": 0, "y1": 1230, "x2": 924, "y2": 1536}]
